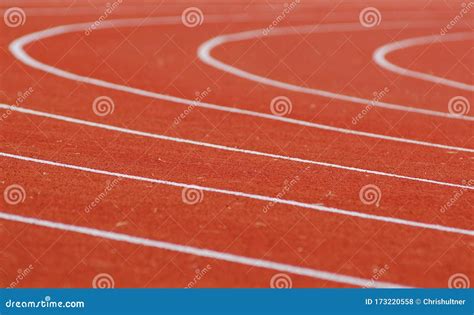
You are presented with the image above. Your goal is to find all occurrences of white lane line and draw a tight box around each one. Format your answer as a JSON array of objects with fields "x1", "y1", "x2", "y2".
[
  {"x1": 9, "y1": 17, "x2": 474, "y2": 153},
  {"x1": 0, "y1": 211, "x2": 407, "y2": 288},
  {"x1": 0, "y1": 151, "x2": 473, "y2": 236},
  {"x1": 2, "y1": 103, "x2": 473, "y2": 191},
  {"x1": 373, "y1": 32, "x2": 474, "y2": 91},
  {"x1": 197, "y1": 23, "x2": 474, "y2": 122}
]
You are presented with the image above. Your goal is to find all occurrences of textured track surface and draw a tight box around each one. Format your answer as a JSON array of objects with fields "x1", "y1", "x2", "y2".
[{"x1": 0, "y1": 0, "x2": 472, "y2": 288}]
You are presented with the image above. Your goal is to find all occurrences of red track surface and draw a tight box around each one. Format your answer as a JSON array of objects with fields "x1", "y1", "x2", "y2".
[{"x1": 0, "y1": 0, "x2": 472, "y2": 288}]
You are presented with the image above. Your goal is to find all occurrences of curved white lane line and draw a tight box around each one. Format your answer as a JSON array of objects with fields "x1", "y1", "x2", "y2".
[
  {"x1": 0, "y1": 151, "x2": 473, "y2": 236},
  {"x1": 197, "y1": 24, "x2": 474, "y2": 121},
  {"x1": 8, "y1": 17, "x2": 474, "y2": 153},
  {"x1": 2, "y1": 104, "x2": 472, "y2": 191},
  {"x1": 373, "y1": 32, "x2": 474, "y2": 91},
  {"x1": 0, "y1": 211, "x2": 406, "y2": 288}
]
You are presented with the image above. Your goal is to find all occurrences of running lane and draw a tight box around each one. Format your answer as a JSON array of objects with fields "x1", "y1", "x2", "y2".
[{"x1": 0, "y1": 0, "x2": 472, "y2": 288}]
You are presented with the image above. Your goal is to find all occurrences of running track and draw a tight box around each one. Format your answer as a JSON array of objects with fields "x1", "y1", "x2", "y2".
[{"x1": 0, "y1": 0, "x2": 472, "y2": 288}]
